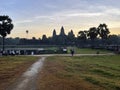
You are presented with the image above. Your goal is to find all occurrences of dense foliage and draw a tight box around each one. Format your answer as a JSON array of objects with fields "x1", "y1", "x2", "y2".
[{"x1": 0, "y1": 15, "x2": 14, "y2": 50}]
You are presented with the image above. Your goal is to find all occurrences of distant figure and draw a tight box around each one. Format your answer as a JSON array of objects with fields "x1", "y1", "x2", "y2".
[
  {"x1": 0, "y1": 50, "x2": 2, "y2": 56},
  {"x1": 70, "y1": 49, "x2": 74, "y2": 56},
  {"x1": 118, "y1": 48, "x2": 120, "y2": 54},
  {"x1": 31, "y1": 51, "x2": 34, "y2": 55},
  {"x1": 16, "y1": 50, "x2": 20, "y2": 55},
  {"x1": 96, "y1": 51, "x2": 100, "y2": 54}
]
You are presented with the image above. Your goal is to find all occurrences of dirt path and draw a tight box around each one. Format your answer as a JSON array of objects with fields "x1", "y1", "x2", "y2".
[
  {"x1": 6, "y1": 54, "x2": 114, "y2": 90},
  {"x1": 7, "y1": 57, "x2": 45, "y2": 90},
  {"x1": 31, "y1": 53, "x2": 114, "y2": 57}
]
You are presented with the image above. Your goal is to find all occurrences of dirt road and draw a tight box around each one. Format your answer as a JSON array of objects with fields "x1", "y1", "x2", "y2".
[
  {"x1": 7, "y1": 57, "x2": 45, "y2": 90},
  {"x1": 6, "y1": 53, "x2": 114, "y2": 90}
]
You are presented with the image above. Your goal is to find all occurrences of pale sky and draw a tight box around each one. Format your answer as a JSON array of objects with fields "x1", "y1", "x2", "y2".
[{"x1": 0, "y1": 0, "x2": 120, "y2": 38}]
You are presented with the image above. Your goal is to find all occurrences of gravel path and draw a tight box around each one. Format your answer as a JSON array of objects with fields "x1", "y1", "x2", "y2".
[{"x1": 7, "y1": 57, "x2": 45, "y2": 90}]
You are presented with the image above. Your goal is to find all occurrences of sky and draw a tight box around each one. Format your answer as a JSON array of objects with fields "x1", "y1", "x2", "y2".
[{"x1": 0, "y1": 0, "x2": 120, "y2": 38}]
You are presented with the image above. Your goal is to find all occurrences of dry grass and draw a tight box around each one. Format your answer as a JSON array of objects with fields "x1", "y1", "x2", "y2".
[
  {"x1": 38, "y1": 55, "x2": 120, "y2": 90},
  {"x1": 0, "y1": 56, "x2": 39, "y2": 90}
]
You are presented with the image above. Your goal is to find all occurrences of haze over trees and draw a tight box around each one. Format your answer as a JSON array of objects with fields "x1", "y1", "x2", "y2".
[{"x1": 0, "y1": 23, "x2": 120, "y2": 47}]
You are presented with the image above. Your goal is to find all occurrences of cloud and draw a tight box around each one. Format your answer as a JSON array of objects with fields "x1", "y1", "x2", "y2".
[
  {"x1": 15, "y1": 20, "x2": 33, "y2": 24},
  {"x1": 35, "y1": 16, "x2": 50, "y2": 19},
  {"x1": 34, "y1": 11, "x2": 102, "y2": 20},
  {"x1": 15, "y1": 5, "x2": 120, "y2": 29},
  {"x1": 0, "y1": 0, "x2": 17, "y2": 6},
  {"x1": 14, "y1": 1, "x2": 120, "y2": 31},
  {"x1": 91, "y1": 5, "x2": 120, "y2": 16},
  {"x1": 44, "y1": 3, "x2": 57, "y2": 9},
  {"x1": 64, "y1": 12, "x2": 102, "y2": 17},
  {"x1": 105, "y1": 8, "x2": 120, "y2": 15}
]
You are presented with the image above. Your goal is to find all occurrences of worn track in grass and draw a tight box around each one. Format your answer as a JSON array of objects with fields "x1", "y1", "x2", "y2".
[{"x1": 7, "y1": 57, "x2": 45, "y2": 90}]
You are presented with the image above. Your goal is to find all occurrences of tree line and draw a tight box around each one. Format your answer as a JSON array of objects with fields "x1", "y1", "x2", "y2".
[{"x1": 0, "y1": 23, "x2": 120, "y2": 48}]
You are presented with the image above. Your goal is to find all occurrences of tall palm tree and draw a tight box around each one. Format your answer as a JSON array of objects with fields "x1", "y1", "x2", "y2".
[
  {"x1": 26, "y1": 30, "x2": 29, "y2": 39},
  {"x1": 0, "y1": 15, "x2": 14, "y2": 51}
]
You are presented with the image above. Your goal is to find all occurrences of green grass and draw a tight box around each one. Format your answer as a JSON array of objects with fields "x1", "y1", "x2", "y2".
[
  {"x1": 43, "y1": 55, "x2": 120, "y2": 90},
  {"x1": 67, "y1": 47, "x2": 112, "y2": 54}
]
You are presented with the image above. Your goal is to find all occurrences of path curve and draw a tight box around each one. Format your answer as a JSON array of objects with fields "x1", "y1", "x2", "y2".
[{"x1": 7, "y1": 57, "x2": 45, "y2": 90}]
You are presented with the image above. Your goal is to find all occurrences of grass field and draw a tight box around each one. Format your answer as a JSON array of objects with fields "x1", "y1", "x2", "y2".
[
  {"x1": 0, "y1": 56, "x2": 39, "y2": 90},
  {"x1": 46, "y1": 47, "x2": 112, "y2": 54},
  {"x1": 67, "y1": 47, "x2": 113, "y2": 54},
  {"x1": 38, "y1": 55, "x2": 120, "y2": 90}
]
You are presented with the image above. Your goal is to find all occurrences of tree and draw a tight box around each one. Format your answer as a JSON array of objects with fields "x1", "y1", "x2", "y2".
[
  {"x1": 87, "y1": 27, "x2": 98, "y2": 48},
  {"x1": 97, "y1": 23, "x2": 110, "y2": 45},
  {"x1": 88, "y1": 27, "x2": 98, "y2": 40},
  {"x1": 77, "y1": 30, "x2": 88, "y2": 47},
  {"x1": 98, "y1": 23, "x2": 110, "y2": 39},
  {"x1": 26, "y1": 30, "x2": 29, "y2": 39},
  {"x1": 0, "y1": 15, "x2": 14, "y2": 51},
  {"x1": 77, "y1": 31, "x2": 87, "y2": 40},
  {"x1": 107, "y1": 35, "x2": 119, "y2": 45},
  {"x1": 32, "y1": 37, "x2": 36, "y2": 40}
]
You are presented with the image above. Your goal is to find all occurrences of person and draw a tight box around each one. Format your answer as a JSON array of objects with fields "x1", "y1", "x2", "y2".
[
  {"x1": 70, "y1": 49, "x2": 74, "y2": 56},
  {"x1": 0, "y1": 49, "x2": 2, "y2": 56},
  {"x1": 31, "y1": 51, "x2": 34, "y2": 55},
  {"x1": 96, "y1": 51, "x2": 100, "y2": 54}
]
